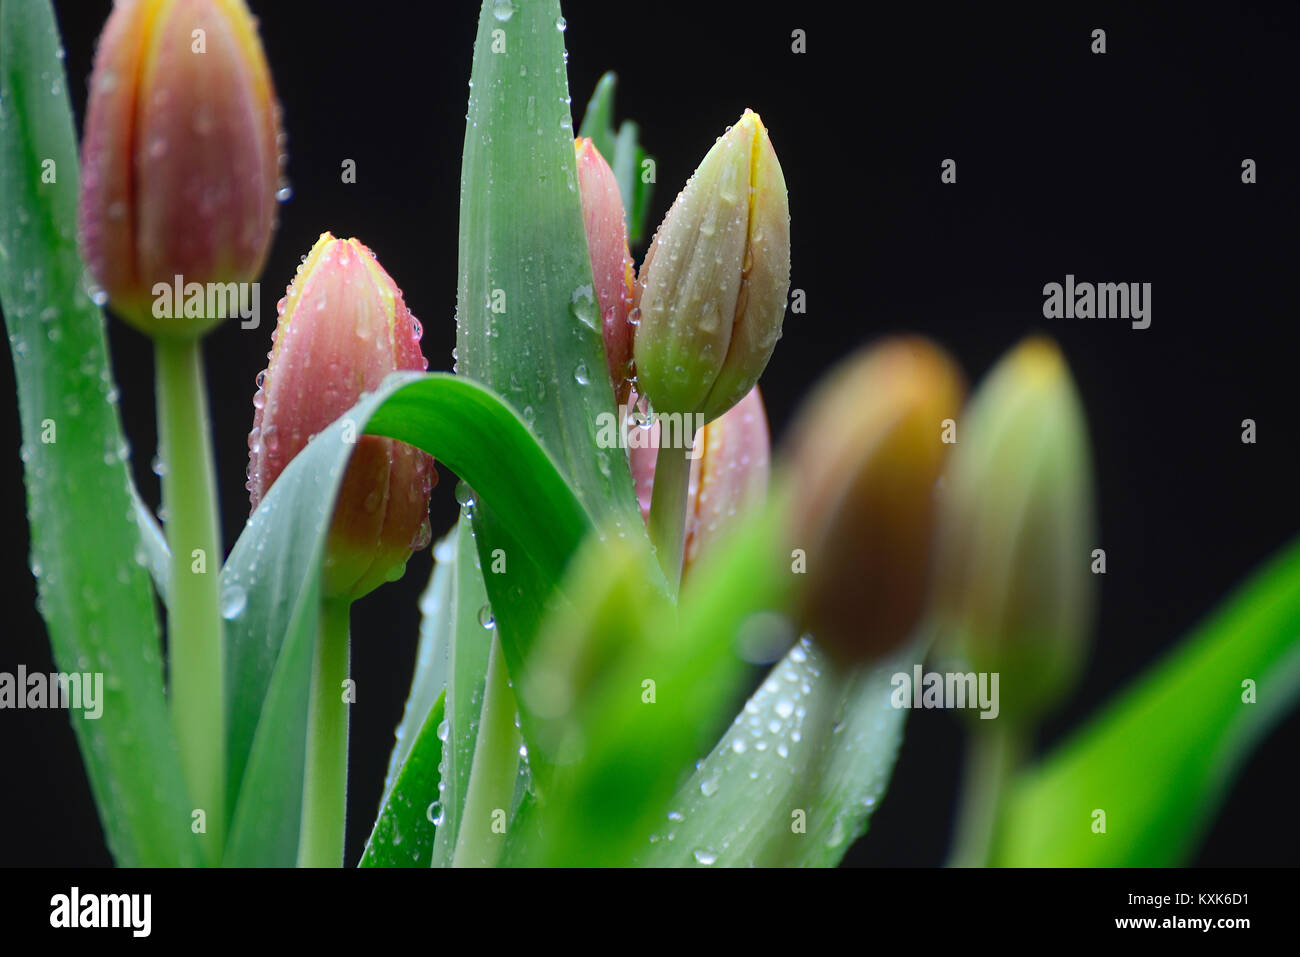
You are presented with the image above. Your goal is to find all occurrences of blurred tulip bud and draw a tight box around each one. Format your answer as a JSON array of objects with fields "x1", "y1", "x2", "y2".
[
  {"x1": 575, "y1": 137, "x2": 635, "y2": 406},
  {"x1": 931, "y1": 337, "x2": 1095, "y2": 724},
  {"x1": 79, "y1": 0, "x2": 284, "y2": 338},
  {"x1": 629, "y1": 385, "x2": 770, "y2": 577},
  {"x1": 247, "y1": 233, "x2": 435, "y2": 601},
  {"x1": 785, "y1": 338, "x2": 965, "y2": 665},
  {"x1": 633, "y1": 110, "x2": 789, "y2": 425}
]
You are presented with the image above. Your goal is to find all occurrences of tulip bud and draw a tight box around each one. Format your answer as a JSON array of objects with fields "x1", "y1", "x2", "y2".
[
  {"x1": 931, "y1": 337, "x2": 1095, "y2": 724},
  {"x1": 575, "y1": 137, "x2": 635, "y2": 406},
  {"x1": 629, "y1": 385, "x2": 770, "y2": 577},
  {"x1": 785, "y1": 338, "x2": 965, "y2": 665},
  {"x1": 248, "y1": 233, "x2": 435, "y2": 601},
  {"x1": 633, "y1": 110, "x2": 790, "y2": 425},
  {"x1": 79, "y1": 0, "x2": 284, "y2": 338}
]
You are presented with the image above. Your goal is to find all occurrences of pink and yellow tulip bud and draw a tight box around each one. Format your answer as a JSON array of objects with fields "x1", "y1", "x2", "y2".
[
  {"x1": 247, "y1": 233, "x2": 435, "y2": 601},
  {"x1": 78, "y1": 0, "x2": 284, "y2": 338},
  {"x1": 575, "y1": 137, "x2": 635, "y2": 406},
  {"x1": 931, "y1": 337, "x2": 1096, "y2": 724},
  {"x1": 633, "y1": 110, "x2": 790, "y2": 425},
  {"x1": 629, "y1": 385, "x2": 770, "y2": 577},
  {"x1": 785, "y1": 338, "x2": 965, "y2": 665}
]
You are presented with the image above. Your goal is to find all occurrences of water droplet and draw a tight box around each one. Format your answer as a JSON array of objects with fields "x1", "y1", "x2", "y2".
[
  {"x1": 775, "y1": 697, "x2": 794, "y2": 720},
  {"x1": 555, "y1": 15, "x2": 567, "y2": 31},
  {"x1": 276, "y1": 185, "x2": 293, "y2": 202},
  {"x1": 478, "y1": 604, "x2": 495, "y2": 629},
  {"x1": 573, "y1": 362, "x2": 589, "y2": 385},
  {"x1": 491, "y1": 0, "x2": 516, "y2": 20},
  {"x1": 731, "y1": 736, "x2": 747, "y2": 754},
  {"x1": 220, "y1": 585, "x2": 247, "y2": 620},
  {"x1": 692, "y1": 847, "x2": 717, "y2": 865},
  {"x1": 699, "y1": 771, "x2": 722, "y2": 797},
  {"x1": 151, "y1": 455, "x2": 168, "y2": 477},
  {"x1": 436, "y1": 719, "x2": 450, "y2": 742},
  {"x1": 455, "y1": 481, "x2": 476, "y2": 509}
]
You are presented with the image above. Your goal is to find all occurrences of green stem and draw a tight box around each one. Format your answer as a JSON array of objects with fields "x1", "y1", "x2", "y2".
[
  {"x1": 452, "y1": 633, "x2": 520, "y2": 868},
  {"x1": 947, "y1": 722, "x2": 1024, "y2": 867},
  {"x1": 297, "y1": 598, "x2": 352, "y2": 867},
  {"x1": 647, "y1": 432, "x2": 695, "y2": 595},
  {"x1": 154, "y1": 337, "x2": 225, "y2": 863}
]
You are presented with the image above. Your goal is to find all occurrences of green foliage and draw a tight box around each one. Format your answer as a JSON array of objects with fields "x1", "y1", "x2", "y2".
[{"x1": 0, "y1": 0, "x2": 199, "y2": 867}]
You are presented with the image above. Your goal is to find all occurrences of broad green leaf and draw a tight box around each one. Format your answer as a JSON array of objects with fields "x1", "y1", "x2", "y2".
[
  {"x1": 578, "y1": 72, "x2": 656, "y2": 246},
  {"x1": 429, "y1": 514, "x2": 493, "y2": 867},
  {"x1": 635, "y1": 639, "x2": 913, "y2": 867},
  {"x1": 456, "y1": 0, "x2": 642, "y2": 536},
  {"x1": 360, "y1": 691, "x2": 446, "y2": 868},
  {"x1": 995, "y1": 534, "x2": 1300, "y2": 866},
  {"x1": 0, "y1": 0, "x2": 199, "y2": 867},
  {"x1": 510, "y1": 505, "x2": 791, "y2": 866},
  {"x1": 220, "y1": 372, "x2": 590, "y2": 866}
]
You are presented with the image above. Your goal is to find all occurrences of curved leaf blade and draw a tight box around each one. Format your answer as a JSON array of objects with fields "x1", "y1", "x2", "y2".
[
  {"x1": 221, "y1": 372, "x2": 591, "y2": 865},
  {"x1": 996, "y1": 535, "x2": 1300, "y2": 866}
]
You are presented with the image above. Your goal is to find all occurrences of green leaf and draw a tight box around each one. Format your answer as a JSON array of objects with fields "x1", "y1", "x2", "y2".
[
  {"x1": 995, "y1": 534, "x2": 1300, "y2": 866},
  {"x1": 220, "y1": 372, "x2": 590, "y2": 866},
  {"x1": 635, "y1": 640, "x2": 912, "y2": 867},
  {"x1": 456, "y1": 0, "x2": 641, "y2": 535},
  {"x1": 0, "y1": 0, "x2": 199, "y2": 867},
  {"x1": 511, "y1": 505, "x2": 791, "y2": 866},
  {"x1": 613, "y1": 120, "x2": 654, "y2": 248},
  {"x1": 130, "y1": 481, "x2": 170, "y2": 603},
  {"x1": 428, "y1": 515, "x2": 493, "y2": 866},
  {"x1": 377, "y1": 529, "x2": 456, "y2": 811},
  {"x1": 576, "y1": 71, "x2": 617, "y2": 161},
  {"x1": 360, "y1": 691, "x2": 446, "y2": 868},
  {"x1": 578, "y1": 72, "x2": 656, "y2": 247}
]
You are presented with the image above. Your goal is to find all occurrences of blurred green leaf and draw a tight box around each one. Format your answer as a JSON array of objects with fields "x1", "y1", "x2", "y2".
[
  {"x1": 0, "y1": 0, "x2": 199, "y2": 867},
  {"x1": 995, "y1": 534, "x2": 1300, "y2": 866},
  {"x1": 636, "y1": 639, "x2": 913, "y2": 867},
  {"x1": 577, "y1": 71, "x2": 617, "y2": 161},
  {"x1": 511, "y1": 505, "x2": 792, "y2": 866},
  {"x1": 578, "y1": 71, "x2": 656, "y2": 246},
  {"x1": 221, "y1": 372, "x2": 590, "y2": 865},
  {"x1": 360, "y1": 691, "x2": 446, "y2": 868}
]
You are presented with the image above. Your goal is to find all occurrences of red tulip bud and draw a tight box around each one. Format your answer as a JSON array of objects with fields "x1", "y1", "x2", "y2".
[
  {"x1": 79, "y1": 0, "x2": 284, "y2": 337},
  {"x1": 575, "y1": 137, "x2": 635, "y2": 405},
  {"x1": 248, "y1": 233, "x2": 435, "y2": 601},
  {"x1": 629, "y1": 385, "x2": 770, "y2": 577}
]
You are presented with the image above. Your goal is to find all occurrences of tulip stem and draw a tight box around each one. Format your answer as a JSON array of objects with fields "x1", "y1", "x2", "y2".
[
  {"x1": 947, "y1": 723, "x2": 1024, "y2": 867},
  {"x1": 648, "y1": 432, "x2": 695, "y2": 595},
  {"x1": 297, "y1": 598, "x2": 352, "y2": 867},
  {"x1": 452, "y1": 633, "x2": 520, "y2": 867},
  {"x1": 154, "y1": 336, "x2": 225, "y2": 864}
]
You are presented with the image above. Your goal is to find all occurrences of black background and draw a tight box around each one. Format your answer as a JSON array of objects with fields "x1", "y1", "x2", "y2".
[{"x1": 1, "y1": 0, "x2": 1297, "y2": 867}]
